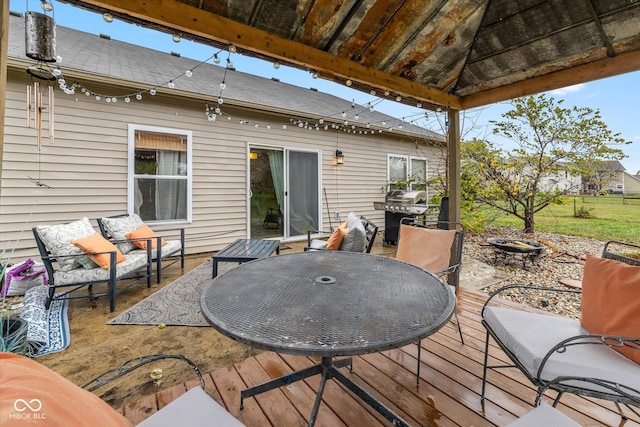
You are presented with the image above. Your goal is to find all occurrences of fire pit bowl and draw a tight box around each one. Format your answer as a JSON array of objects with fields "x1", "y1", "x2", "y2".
[{"x1": 486, "y1": 238, "x2": 547, "y2": 268}]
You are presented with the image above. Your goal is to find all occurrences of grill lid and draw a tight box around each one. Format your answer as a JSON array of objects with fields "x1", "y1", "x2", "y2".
[{"x1": 385, "y1": 190, "x2": 426, "y2": 205}]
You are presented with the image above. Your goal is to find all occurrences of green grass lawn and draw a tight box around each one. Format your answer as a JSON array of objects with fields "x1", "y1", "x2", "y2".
[{"x1": 470, "y1": 195, "x2": 640, "y2": 244}]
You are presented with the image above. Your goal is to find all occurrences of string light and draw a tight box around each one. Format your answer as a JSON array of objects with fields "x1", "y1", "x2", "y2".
[{"x1": 50, "y1": 42, "x2": 432, "y2": 137}]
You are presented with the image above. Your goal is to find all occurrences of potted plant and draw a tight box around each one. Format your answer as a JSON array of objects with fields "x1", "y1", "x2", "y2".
[{"x1": 1, "y1": 267, "x2": 30, "y2": 355}]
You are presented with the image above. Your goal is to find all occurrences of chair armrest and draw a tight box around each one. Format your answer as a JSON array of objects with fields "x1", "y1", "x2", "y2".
[
  {"x1": 481, "y1": 284, "x2": 581, "y2": 317},
  {"x1": 306, "y1": 230, "x2": 332, "y2": 248}
]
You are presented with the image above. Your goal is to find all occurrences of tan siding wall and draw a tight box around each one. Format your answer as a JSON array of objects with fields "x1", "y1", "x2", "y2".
[{"x1": 1, "y1": 70, "x2": 445, "y2": 261}]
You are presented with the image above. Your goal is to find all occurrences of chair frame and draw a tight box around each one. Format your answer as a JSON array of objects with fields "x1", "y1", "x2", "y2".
[
  {"x1": 480, "y1": 240, "x2": 640, "y2": 420},
  {"x1": 32, "y1": 226, "x2": 152, "y2": 312},
  {"x1": 305, "y1": 215, "x2": 379, "y2": 253},
  {"x1": 397, "y1": 217, "x2": 465, "y2": 384},
  {"x1": 97, "y1": 213, "x2": 186, "y2": 284}
]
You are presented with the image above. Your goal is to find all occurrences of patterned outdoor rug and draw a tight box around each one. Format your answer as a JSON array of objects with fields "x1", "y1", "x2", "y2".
[
  {"x1": 19, "y1": 286, "x2": 70, "y2": 357},
  {"x1": 107, "y1": 260, "x2": 237, "y2": 327}
]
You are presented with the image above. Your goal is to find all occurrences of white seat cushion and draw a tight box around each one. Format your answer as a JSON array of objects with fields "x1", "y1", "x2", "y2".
[
  {"x1": 484, "y1": 306, "x2": 640, "y2": 396},
  {"x1": 507, "y1": 403, "x2": 580, "y2": 427},
  {"x1": 136, "y1": 387, "x2": 245, "y2": 427}
]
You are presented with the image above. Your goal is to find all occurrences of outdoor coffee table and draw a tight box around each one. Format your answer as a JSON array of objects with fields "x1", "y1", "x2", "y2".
[
  {"x1": 200, "y1": 251, "x2": 455, "y2": 427},
  {"x1": 211, "y1": 238, "x2": 280, "y2": 278}
]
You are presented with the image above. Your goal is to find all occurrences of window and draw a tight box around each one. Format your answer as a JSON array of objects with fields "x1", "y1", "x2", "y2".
[
  {"x1": 128, "y1": 125, "x2": 192, "y2": 223},
  {"x1": 387, "y1": 154, "x2": 427, "y2": 191}
]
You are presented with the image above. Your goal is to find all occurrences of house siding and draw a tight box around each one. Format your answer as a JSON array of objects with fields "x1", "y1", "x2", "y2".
[{"x1": 1, "y1": 70, "x2": 444, "y2": 260}]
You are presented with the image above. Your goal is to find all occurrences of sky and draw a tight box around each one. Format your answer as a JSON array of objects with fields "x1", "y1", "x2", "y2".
[{"x1": 9, "y1": 0, "x2": 640, "y2": 174}]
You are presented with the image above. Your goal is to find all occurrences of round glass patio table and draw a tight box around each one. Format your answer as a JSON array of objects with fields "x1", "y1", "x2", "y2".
[{"x1": 200, "y1": 250, "x2": 455, "y2": 427}]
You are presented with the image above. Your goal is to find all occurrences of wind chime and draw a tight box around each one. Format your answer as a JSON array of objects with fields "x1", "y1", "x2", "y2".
[
  {"x1": 24, "y1": 5, "x2": 58, "y2": 188},
  {"x1": 25, "y1": 8, "x2": 57, "y2": 149}
]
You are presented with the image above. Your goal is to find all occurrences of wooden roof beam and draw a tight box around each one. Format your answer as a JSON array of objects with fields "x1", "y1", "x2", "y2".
[
  {"x1": 61, "y1": 0, "x2": 463, "y2": 110},
  {"x1": 461, "y1": 50, "x2": 640, "y2": 109}
]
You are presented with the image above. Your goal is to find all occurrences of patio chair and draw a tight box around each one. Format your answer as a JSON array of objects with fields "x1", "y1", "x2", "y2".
[
  {"x1": 82, "y1": 354, "x2": 246, "y2": 427},
  {"x1": 305, "y1": 213, "x2": 379, "y2": 253},
  {"x1": 507, "y1": 376, "x2": 640, "y2": 426},
  {"x1": 97, "y1": 213, "x2": 185, "y2": 284},
  {"x1": 395, "y1": 217, "x2": 465, "y2": 384},
  {"x1": 32, "y1": 217, "x2": 152, "y2": 312},
  {"x1": 480, "y1": 240, "x2": 640, "y2": 421}
]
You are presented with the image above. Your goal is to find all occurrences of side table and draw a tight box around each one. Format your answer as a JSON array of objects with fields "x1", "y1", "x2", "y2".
[{"x1": 211, "y1": 238, "x2": 280, "y2": 278}]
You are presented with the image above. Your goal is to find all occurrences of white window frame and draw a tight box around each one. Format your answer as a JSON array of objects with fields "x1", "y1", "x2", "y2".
[
  {"x1": 127, "y1": 124, "x2": 193, "y2": 224},
  {"x1": 387, "y1": 153, "x2": 428, "y2": 193}
]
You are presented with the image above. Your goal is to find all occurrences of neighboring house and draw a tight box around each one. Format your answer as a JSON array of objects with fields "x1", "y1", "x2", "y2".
[
  {"x1": 623, "y1": 171, "x2": 640, "y2": 194},
  {"x1": 538, "y1": 164, "x2": 582, "y2": 195},
  {"x1": 1, "y1": 12, "x2": 445, "y2": 260},
  {"x1": 583, "y1": 160, "x2": 626, "y2": 194}
]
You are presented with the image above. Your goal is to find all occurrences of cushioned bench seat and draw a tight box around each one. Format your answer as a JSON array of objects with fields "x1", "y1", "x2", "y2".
[{"x1": 484, "y1": 306, "x2": 640, "y2": 397}]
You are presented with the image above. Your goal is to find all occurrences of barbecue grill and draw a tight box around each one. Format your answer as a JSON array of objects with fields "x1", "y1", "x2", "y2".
[{"x1": 374, "y1": 190, "x2": 430, "y2": 245}]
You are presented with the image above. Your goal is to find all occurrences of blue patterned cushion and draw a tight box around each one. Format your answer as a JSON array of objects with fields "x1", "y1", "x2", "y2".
[
  {"x1": 100, "y1": 214, "x2": 145, "y2": 254},
  {"x1": 36, "y1": 217, "x2": 97, "y2": 271}
]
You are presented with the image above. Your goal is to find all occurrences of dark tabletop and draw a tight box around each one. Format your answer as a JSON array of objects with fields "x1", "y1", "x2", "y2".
[{"x1": 200, "y1": 251, "x2": 455, "y2": 357}]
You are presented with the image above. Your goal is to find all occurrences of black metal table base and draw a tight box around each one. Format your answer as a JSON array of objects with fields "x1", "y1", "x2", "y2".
[{"x1": 240, "y1": 356, "x2": 411, "y2": 427}]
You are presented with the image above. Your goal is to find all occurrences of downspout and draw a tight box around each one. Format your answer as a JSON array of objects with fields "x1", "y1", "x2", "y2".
[{"x1": 0, "y1": 2, "x2": 9, "y2": 194}]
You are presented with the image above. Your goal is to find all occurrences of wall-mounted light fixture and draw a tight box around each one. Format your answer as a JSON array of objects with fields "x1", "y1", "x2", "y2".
[
  {"x1": 334, "y1": 149, "x2": 344, "y2": 165},
  {"x1": 249, "y1": 151, "x2": 258, "y2": 160}
]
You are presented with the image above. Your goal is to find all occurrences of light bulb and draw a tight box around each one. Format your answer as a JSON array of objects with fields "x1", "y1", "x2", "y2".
[
  {"x1": 215, "y1": 106, "x2": 221, "y2": 114},
  {"x1": 370, "y1": 90, "x2": 376, "y2": 95},
  {"x1": 341, "y1": 111, "x2": 346, "y2": 118},
  {"x1": 384, "y1": 90, "x2": 390, "y2": 96},
  {"x1": 283, "y1": 124, "x2": 287, "y2": 129},
  {"x1": 273, "y1": 62, "x2": 280, "y2": 69},
  {"x1": 136, "y1": 93, "x2": 143, "y2": 100},
  {"x1": 95, "y1": 95, "x2": 101, "y2": 101},
  {"x1": 168, "y1": 81, "x2": 175, "y2": 88},
  {"x1": 267, "y1": 124, "x2": 271, "y2": 129},
  {"x1": 417, "y1": 102, "x2": 422, "y2": 108},
  {"x1": 227, "y1": 60, "x2": 234, "y2": 69},
  {"x1": 125, "y1": 96, "x2": 131, "y2": 103},
  {"x1": 40, "y1": 0, "x2": 53, "y2": 12},
  {"x1": 229, "y1": 45, "x2": 237, "y2": 53},
  {"x1": 220, "y1": 82, "x2": 226, "y2": 90},
  {"x1": 354, "y1": 114, "x2": 359, "y2": 120},
  {"x1": 106, "y1": 97, "x2": 111, "y2": 103},
  {"x1": 58, "y1": 78, "x2": 65, "y2": 85},
  {"x1": 312, "y1": 71, "x2": 318, "y2": 79},
  {"x1": 84, "y1": 91, "x2": 90, "y2": 96},
  {"x1": 185, "y1": 70, "x2": 193, "y2": 77},
  {"x1": 217, "y1": 97, "x2": 224, "y2": 104},
  {"x1": 319, "y1": 119, "x2": 324, "y2": 124},
  {"x1": 172, "y1": 33, "x2": 181, "y2": 43},
  {"x1": 382, "y1": 121, "x2": 386, "y2": 126},
  {"x1": 52, "y1": 68, "x2": 62, "y2": 76},
  {"x1": 255, "y1": 123, "x2": 259, "y2": 128},
  {"x1": 213, "y1": 54, "x2": 220, "y2": 64},
  {"x1": 396, "y1": 95, "x2": 402, "y2": 102},
  {"x1": 345, "y1": 79, "x2": 352, "y2": 86},
  {"x1": 103, "y1": 12, "x2": 113, "y2": 23},
  {"x1": 56, "y1": 56, "x2": 62, "y2": 64},
  {"x1": 150, "y1": 88, "x2": 157, "y2": 95}
]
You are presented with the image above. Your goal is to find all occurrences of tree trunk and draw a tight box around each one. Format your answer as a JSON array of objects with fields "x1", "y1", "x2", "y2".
[{"x1": 524, "y1": 208, "x2": 536, "y2": 232}]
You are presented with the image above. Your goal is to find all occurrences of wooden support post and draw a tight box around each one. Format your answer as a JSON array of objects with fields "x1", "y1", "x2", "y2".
[{"x1": 447, "y1": 109, "x2": 461, "y2": 224}]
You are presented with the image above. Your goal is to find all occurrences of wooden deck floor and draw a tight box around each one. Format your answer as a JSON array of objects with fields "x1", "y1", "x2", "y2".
[{"x1": 117, "y1": 287, "x2": 639, "y2": 426}]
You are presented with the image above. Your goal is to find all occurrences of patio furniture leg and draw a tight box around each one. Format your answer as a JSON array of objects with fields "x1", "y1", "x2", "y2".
[
  {"x1": 453, "y1": 310, "x2": 464, "y2": 344},
  {"x1": 480, "y1": 330, "x2": 490, "y2": 402},
  {"x1": 308, "y1": 360, "x2": 331, "y2": 427},
  {"x1": 416, "y1": 340, "x2": 422, "y2": 385}
]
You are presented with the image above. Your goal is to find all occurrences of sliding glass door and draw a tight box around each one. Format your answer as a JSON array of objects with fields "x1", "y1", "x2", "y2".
[{"x1": 249, "y1": 146, "x2": 320, "y2": 239}]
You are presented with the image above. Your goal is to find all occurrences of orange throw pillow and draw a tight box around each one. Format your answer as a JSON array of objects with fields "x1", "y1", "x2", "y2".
[
  {"x1": 326, "y1": 222, "x2": 348, "y2": 250},
  {"x1": 125, "y1": 225, "x2": 167, "y2": 250},
  {"x1": 396, "y1": 224, "x2": 456, "y2": 273},
  {"x1": 0, "y1": 353, "x2": 133, "y2": 427},
  {"x1": 581, "y1": 254, "x2": 640, "y2": 363},
  {"x1": 71, "y1": 233, "x2": 126, "y2": 269}
]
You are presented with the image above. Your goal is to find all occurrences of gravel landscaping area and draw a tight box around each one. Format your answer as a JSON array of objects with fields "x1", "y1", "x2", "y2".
[{"x1": 463, "y1": 227, "x2": 607, "y2": 319}]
